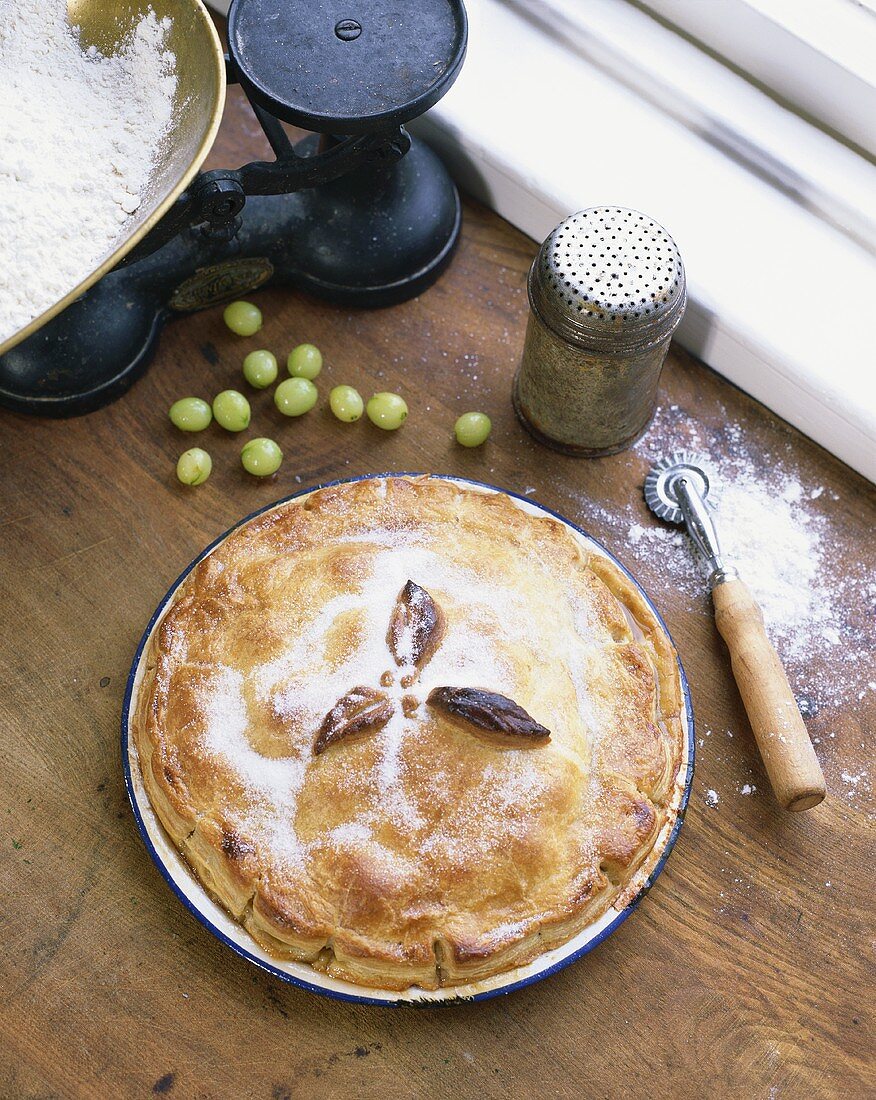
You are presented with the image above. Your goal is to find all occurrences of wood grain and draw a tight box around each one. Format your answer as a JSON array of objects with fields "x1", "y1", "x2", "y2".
[
  {"x1": 0, "y1": 82, "x2": 873, "y2": 1100},
  {"x1": 713, "y1": 578, "x2": 826, "y2": 811}
]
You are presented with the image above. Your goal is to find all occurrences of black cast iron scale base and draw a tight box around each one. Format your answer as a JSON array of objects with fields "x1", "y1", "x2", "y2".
[{"x1": 0, "y1": 0, "x2": 467, "y2": 417}]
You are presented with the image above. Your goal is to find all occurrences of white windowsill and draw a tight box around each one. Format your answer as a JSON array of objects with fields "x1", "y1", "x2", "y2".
[
  {"x1": 641, "y1": 0, "x2": 876, "y2": 158},
  {"x1": 410, "y1": 0, "x2": 876, "y2": 482}
]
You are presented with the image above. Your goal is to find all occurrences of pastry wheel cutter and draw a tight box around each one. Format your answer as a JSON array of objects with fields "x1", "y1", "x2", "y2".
[{"x1": 645, "y1": 452, "x2": 826, "y2": 812}]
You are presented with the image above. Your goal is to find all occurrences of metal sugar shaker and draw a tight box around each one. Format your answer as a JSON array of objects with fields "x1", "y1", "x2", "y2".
[{"x1": 513, "y1": 207, "x2": 686, "y2": 456}]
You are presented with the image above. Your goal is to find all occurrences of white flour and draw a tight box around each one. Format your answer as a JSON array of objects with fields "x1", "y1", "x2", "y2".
[
  {"x1": 626, "y1": 472, "x2": 836, "y2": 661},
  {"x1": 577, "y1": 405, "x2": 875, "y2": 706},
  {"x1": 0, "y1": 0, "x2": 177, "y2": 343}
]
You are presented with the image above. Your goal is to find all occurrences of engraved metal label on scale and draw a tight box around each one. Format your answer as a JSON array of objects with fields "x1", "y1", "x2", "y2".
[{"x1": 169, "y1": 258, "x2": 274, "y2": 312}]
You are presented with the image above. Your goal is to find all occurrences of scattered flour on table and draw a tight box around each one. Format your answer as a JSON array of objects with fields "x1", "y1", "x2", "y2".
[
  {"x1": 0, "y1": 0, "x2": 177, "y2": 342},
  {"x1": 568, "y1": 403, "x2": 874, "y2": 810},
  {"x1": 633, "y1": 473, "x2": 852, "y2": 665},
  {"x1": 577, "y1": 405, "x2": 874, "y2": 707}
]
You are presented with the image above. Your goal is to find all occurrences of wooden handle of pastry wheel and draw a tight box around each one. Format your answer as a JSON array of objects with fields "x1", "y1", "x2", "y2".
[{"x1": 712, "y1": 578, "x2": 826, "y2": 812}]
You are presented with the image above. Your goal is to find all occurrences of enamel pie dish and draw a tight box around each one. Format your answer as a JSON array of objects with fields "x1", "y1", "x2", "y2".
[{"x1": 123, "y1": 475, "x2": 694, "y2": 1004}]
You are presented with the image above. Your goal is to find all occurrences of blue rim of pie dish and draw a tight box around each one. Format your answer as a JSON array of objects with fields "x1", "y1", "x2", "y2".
[{"x1": 121, "y1": 473, "x2": 695, "y2": 1007}]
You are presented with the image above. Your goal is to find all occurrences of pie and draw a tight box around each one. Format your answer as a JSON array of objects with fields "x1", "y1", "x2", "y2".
[{"x1": 132, "y1": 475, "x2": 686, "y2": 990}]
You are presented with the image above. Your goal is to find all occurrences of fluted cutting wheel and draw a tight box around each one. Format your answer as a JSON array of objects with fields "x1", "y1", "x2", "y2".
[{"x1": 644, "y1": 452, "x2": 719, "y2": 525}]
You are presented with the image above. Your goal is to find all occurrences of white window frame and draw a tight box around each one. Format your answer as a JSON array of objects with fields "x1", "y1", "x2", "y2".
[
  {"x1": 639, "y1": 0, "x2": 876, "y2": 157},
  {"x1": 508, "y1": 0, "x2": 875, "y2": 251}
]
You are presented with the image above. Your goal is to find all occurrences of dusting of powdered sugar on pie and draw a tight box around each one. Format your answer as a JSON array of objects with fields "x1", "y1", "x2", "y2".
[
  {"x1": 374, "y1": 708, "x2": 426, "y2": 830},
  {"x1": 254, "y1": 589, "x2": 380, "y2": 719},
  {"x1": 488, "y1": 919, "x2": 529, "y2": 940},
  {"x1": 184, "y1": 497, "x2": 620, "y2": 865},
  {"x1": 479, "y1": 758, "x2": 548, "y2": 804},
  {"x1": 326, "y1": 820, "x2": 372, "y2": 845},
  {"x1": 201, "y1": 665, "x2": 308, "y2": 866}
]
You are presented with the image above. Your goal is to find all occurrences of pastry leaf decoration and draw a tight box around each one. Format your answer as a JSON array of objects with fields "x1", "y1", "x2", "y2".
[
  {"x1": 313, "y1": 686, "x2": 393, "y2": 755},
  {"x1": 313, "y1": 581, "x2": 549, "y2": 754},
  {"x1": 426, "y1": 687, "x2": 551, "y2": 743},
  {"x1": 387, "y1": 579, "x2": 445, "y2": 670}
]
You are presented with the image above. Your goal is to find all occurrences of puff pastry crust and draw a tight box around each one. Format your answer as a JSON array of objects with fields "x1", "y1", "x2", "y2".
[{"x1": 132, "y1": 476, "x2": 686, "y2": 990}]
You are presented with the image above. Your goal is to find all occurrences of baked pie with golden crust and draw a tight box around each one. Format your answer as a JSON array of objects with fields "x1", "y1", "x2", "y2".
[{"x1": 132, "y1": 476, "x2": 686, "y2": 990}]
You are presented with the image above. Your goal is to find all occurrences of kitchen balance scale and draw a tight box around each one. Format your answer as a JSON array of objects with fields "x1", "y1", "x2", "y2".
[{"x1": 0, "y1": 0, "x2": 467, "y2": 416}]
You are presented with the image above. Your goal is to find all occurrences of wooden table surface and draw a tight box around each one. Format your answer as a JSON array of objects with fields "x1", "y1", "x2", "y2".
[{"x1": 1, "y1": 85, "x2": 873, "y2": 1100}]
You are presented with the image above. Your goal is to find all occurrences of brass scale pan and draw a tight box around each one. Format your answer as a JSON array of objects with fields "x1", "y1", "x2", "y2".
[{"x1": 0, "y1": 1, "x2": 226, "y2": 359}]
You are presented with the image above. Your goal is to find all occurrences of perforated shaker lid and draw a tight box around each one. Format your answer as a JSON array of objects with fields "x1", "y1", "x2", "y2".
[{"x1": 529, "y1": 207, "x2": 686, "y2": 353}]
